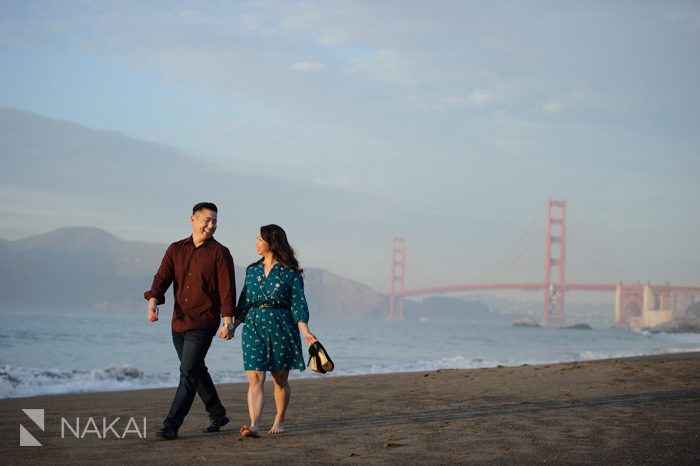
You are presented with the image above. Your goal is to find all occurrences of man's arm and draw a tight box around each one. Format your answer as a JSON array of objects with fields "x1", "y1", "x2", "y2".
[
  {"x1": 217, "y1": 247, "x2": 237, "y2": 338},
  {"x1": 144, "y1": 244, "x2": 175, "y2": 322}
]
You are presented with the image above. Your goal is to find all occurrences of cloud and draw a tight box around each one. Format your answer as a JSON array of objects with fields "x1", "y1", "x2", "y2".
[
  {"x1": 349, "y1": 49, "x2": 418, "y2": 85},
  {"x1": 443, "y1": 94, "x2": 467, "y2": 106},
  {"x1": 541, "y1": 98, "x2": 563, "y2": 113},
  {"x1": 539, "y1": 90, "x2": 603, "y2": 114},
  {"x1": 443, "y1": 90, "x2": 496, "y2": 107},
  {"x1": 291, "y1": 61, "x2": 327, "y2": 72},
  {"x1": 468, "y1": 90, "x2": 495, "y2": 105}
]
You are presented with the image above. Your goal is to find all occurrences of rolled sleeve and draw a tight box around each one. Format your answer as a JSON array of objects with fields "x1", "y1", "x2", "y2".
[{"x1": 144, "y1": 244, "x2": 175, "y2": 304}]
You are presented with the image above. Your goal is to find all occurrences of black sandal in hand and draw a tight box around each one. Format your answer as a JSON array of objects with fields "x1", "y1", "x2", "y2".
[{"x1": 308, "y1": 341, "x2": 334, "y2": 374}]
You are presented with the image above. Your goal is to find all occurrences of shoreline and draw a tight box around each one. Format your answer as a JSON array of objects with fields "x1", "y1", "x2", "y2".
[
  {"x1": 2, "y1": 352, "x2": 700, "y2": 464},
  {"x1": 5, "y1": 348, "x2": 700, "y2": 401}
]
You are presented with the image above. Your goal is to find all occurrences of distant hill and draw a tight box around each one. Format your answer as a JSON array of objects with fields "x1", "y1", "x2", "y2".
[
  {"x1": 302, "y1": 268, "x2": 387, "y2": 320},
  {"x1": 0, "y1": 227, "x2": 387, "y2": 319},
  {"x1": 0, "y1": 227, "x2": 166, "y2": 310},
  {"x1": 0, "y1": 227, "x2": 494, "y2": 321}
]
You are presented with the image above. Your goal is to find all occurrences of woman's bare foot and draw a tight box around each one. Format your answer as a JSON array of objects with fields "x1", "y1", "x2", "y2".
[
  {"x1": 268, "y1": 420, "x2": 285, "y2": 435},
  {"x1": 240, "y1": 425, "x2": 261, "y2": 438}
]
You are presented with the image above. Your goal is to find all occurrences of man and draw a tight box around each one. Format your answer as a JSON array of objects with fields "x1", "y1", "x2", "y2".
[{"x1": 145, "y1": 202, "x2": 237, "y2": 440}]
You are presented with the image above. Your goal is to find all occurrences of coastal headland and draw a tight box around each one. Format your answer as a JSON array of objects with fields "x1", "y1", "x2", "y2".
[{"x1": 1, "y1": 353, "x2": 699, "y2": 465}]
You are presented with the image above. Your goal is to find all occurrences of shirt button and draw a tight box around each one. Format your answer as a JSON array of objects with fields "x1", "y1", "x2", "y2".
[{"x1": 185, "y1": 298, "x2": 188, "y2": 302}]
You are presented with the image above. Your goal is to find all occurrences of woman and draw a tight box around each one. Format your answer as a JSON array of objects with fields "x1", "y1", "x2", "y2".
[{"x1": 227, "y1": 224, "x2": 317, "y2": 437}]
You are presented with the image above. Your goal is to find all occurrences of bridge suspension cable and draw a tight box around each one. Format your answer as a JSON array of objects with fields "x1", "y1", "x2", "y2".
[
  {"x1": 470, "y1": 205, "x2": 546, "y2": 284},
  {"x1": 568, "y1": 212, "x2": 631, "y2": 283}
]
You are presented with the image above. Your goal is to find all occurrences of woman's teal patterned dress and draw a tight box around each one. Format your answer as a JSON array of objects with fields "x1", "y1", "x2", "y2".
[{"x1": 237, "y1": 262, "x2": 309, "y2": 372}]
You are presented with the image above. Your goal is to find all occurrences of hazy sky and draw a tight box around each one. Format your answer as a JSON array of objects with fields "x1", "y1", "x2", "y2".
[{"x1": 1, "y1": 1, "x2": 699, "y2": 299}]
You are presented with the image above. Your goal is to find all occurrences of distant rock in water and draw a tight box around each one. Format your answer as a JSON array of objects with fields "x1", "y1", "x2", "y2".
[
  {"x1": 561, "y1": 323, "x2": 592, "y2": 330},
  {"x1": 651, "y1": 322, "x2": 700, "y2": 333},
  {"x1": 404, "y1": 296, "x2": 494, "y2": 322},
  {"x1": 647, "y1": 303, "x2": 700, "y2": 334},
  {"x1": 513, "y1": 317, "x2": 541, "y2": 328}
]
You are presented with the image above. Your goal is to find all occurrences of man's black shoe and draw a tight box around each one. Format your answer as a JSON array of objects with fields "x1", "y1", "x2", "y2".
[
  {"x1": 203, "y1": 415, "x2": 229, "y2": 433},
  {"x1": 156, "y1": 425, "x2": 178, "y2": 440}
]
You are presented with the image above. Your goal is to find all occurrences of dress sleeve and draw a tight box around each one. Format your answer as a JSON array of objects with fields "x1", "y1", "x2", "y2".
[
  {"x1": 290, "y1": 272, "x2": 309, "y2": 324},
  {"x1": 236, "y1": 282, "x2": 249, "y2": 322}
]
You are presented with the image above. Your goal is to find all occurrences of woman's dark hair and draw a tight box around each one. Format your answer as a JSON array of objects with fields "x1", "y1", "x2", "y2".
[{"x1": 260, "y1": 224, "x2": 302, "y2": 272}]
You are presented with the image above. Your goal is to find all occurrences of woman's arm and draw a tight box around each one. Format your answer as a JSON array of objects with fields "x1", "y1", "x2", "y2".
[{"x1": 298, "y1": 321, "x2": 317, "y2": 345}]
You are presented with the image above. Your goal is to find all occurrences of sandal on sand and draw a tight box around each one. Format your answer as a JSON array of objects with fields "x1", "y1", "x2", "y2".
[
  {"x1": 308, "y1": 341, "x2": 334, "y2": 374},
  {"x1": 240, "y1": 425, "x2": 261, "y2": 438}
]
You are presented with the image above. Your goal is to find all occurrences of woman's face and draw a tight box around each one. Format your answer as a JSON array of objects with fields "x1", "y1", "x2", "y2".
[{"x1": 256, "y1": 233, "x2": 270, "y2": 256}]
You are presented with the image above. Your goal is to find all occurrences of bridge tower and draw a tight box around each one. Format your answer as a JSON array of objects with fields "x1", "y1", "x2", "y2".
[
  {"x1": 388, "y1": 236, "x2": 406, "y2": 320},
  {"x1": 544, "y1": 200, "x2": 567, "y2": 324}
]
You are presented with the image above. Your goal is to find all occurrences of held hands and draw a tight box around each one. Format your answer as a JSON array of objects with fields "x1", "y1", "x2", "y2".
[
  {"x1": 219, "y1": 319, "x2": 239, "y2": 340},
  {"x1": 218, "y1": 325, "x2": 235, "y2": 340}
]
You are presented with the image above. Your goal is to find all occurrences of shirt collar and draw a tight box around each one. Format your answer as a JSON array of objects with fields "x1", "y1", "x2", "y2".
[{"x1": 187, "y1": 235, "x2": 214, "y2": 248}]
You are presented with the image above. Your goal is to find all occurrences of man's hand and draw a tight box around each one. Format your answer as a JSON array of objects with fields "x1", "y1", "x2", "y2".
[
  {"x1": 219, "y1": 318, "x2": 236, "y2": 340},
  {"x1": 147, "y1": 298, "x2": 159, "y2": 322},
  {"x1": 218, "y1": 326, "x2": 233, "y2": 340}
]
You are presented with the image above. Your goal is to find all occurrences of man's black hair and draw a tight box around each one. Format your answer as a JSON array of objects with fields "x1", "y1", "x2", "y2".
[{"x1": 192, "y1": 202, "x2": 218, "y2": 214}]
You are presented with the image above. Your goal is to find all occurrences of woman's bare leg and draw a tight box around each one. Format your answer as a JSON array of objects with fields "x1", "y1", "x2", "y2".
[
  {"x1": 245, "y1": 370, "x2": 266, "y2": 435},
  {"x1": 269, "y1": 370, "x2": 290, "y2": 434}
]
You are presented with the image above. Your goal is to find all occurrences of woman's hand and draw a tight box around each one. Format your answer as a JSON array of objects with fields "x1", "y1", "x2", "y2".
[
  {"x1": 303, "y1": 332, "x2": 317, "y2": 346},
  {"x1": 298, "y1": 322, "x2": 317, "y2": 346}
]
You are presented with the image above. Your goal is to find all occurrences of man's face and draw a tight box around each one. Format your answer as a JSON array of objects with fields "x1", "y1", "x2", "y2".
[{"x1": 191, "y1": 209, "x2": 217, "y2": 239}]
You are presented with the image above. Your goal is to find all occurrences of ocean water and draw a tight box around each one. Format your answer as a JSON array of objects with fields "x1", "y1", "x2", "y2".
[{"x1": 2, "y1": 307, "x2": 700, "y2": 399}]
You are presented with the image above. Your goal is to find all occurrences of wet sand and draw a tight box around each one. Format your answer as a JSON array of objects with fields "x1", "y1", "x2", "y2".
[{"x1": 1, "y1": 353, "x2": 699, "y2": 465}]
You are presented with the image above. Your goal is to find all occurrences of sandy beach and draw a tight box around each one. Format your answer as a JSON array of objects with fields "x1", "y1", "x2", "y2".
[{"x1": 1, "y1": 352, "x2": 699, "y2": 465}]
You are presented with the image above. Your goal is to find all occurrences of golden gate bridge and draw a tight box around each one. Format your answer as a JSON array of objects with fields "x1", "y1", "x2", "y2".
[{"x1": 386, "y1": 200, "x2": 700, "y2": 327}]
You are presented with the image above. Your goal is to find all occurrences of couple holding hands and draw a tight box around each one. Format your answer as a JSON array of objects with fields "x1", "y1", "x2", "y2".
[{"x1": 145, "y1": 202, "x2": 328, "y2": 440}]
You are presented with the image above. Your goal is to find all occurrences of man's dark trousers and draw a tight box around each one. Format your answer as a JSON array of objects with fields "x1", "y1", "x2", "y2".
[{"x1": 164, "y1": 328, "x2": 226, "y2": 430}]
